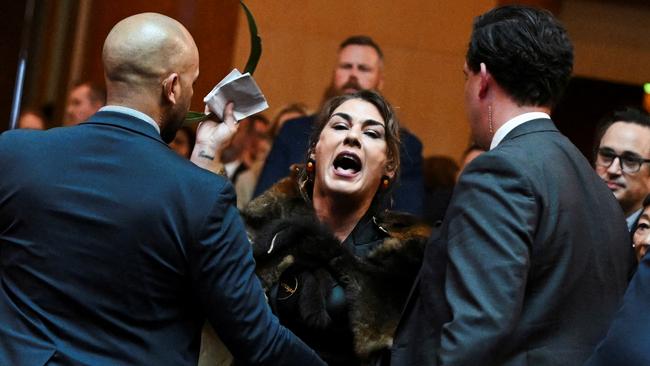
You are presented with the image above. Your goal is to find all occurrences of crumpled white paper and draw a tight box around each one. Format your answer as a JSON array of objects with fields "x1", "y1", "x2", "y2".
[{"x1": 203, "y1": 68, "x2": 269, "y2": 122}]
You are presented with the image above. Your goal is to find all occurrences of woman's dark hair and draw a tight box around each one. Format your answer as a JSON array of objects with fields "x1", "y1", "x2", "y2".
[
  {"x1": 298, "y1": 90, "x2": 401, "y2": 213},
  {"x1": 466, "y1": 5, "x2": 574, "y2": 108}
]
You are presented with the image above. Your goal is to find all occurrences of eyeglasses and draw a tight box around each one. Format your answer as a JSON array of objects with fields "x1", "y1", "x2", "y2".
[{"x1": 596, "y1": 148, "x2": 650, "y2": 174}]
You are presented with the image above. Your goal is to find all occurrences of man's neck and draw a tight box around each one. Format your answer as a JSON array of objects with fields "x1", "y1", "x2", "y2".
[
  {"x1": 492, "y1": 105, "x2": 551, "y2": 133},
  {"x1": 106, "y1": 86, "x2": 163, "y2": 130}
]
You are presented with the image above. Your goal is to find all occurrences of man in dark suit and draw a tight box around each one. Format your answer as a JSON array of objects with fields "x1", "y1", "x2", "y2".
[
  {"x1": 253, "y1": 36, "x2": 425, "y2": 216},
  {"x1": 0, "y1": 13, "x2": 323, "y2": 366},
  {"x1": 585, "y1": 195, "x2": 650, "y2": 365},
  {"x1": 390, "y1": 6, "x2": 635, "y2": 365}
]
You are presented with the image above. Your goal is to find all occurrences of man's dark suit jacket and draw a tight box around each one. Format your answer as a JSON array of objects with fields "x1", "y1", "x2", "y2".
[
  {"x1": 0, "y1": 111, "x2": 323, "y2": 366},
  {"x1": 253, "y1": 115, "x2": 426, "y2": 216},
  {"x1": 584, "y1": 252, "x2": 650, "y2": 365},
  {"x1": 390, "y1": 118, "x2": 635, "y2": 366}
]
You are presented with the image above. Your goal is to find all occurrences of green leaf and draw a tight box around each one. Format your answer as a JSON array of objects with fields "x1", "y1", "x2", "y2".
[
  {"x1": 185, "y1": 2, "x2": 260, "y2": 124},
  {"x1": 240, "y1": 0, "x2": 262, "y2": 75},
  {"x1": 184, "y1": 111, "x2": 210, "y2": 124}
]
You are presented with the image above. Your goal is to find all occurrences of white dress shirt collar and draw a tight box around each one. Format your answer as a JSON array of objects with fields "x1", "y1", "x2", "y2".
[
  {"x1": 490, "y1": 112, "x2": 550, "y2": 150},
  {"x1": 99, "y1": 105, "x2": 161, "y2": 134},
  {"x1": 627, "y1": 208, "x2": 643, "y2": 232}
]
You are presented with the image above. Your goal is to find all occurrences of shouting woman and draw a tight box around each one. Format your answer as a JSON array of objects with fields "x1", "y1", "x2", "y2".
[{"x1": 244, "y1": 90, "x2": 431, "y2": 365}]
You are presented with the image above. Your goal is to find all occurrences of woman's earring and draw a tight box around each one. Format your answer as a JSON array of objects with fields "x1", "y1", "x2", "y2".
[
  {"x1": 306, "y1": 158, "x2": 316, "y2": 180},
  {"x1": 381, "y1": 175, "x2": 390, "y2": 190}
]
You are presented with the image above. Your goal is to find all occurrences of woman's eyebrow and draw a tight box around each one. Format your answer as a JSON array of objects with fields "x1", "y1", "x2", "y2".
[
  {"x1": 363, "y1": 119, "x2": 385, "y2": 128},
  {"x1": 331, "y1": 112, "x2": 351, "y2": 122},
  {"x1": 331, "y1": 113, "x2": 385, "y2": 128}
]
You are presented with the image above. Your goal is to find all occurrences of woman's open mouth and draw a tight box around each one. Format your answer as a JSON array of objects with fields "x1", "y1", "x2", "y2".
[{"x1": 333, "y1": 151, "x2": 362, "y2": 177}]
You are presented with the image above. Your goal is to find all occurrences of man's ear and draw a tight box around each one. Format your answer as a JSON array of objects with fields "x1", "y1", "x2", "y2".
[
  {"x1": 162, "y1": 73, "x2": 179, "y2": 104},
  {"x1": 478, "y1": 62, "x2": 491, "y2": 99}
]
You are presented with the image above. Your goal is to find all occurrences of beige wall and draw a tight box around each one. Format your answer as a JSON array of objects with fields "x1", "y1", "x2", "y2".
[
  {"x1": 229, "y1": 0, "x2": 650, "y2": 161},
  {"x1": 560, "y1": 0, "x2": 650, "y2": 85},
  {"x1": 230, "y1": 1, "x2": 495, "y2": 160}
]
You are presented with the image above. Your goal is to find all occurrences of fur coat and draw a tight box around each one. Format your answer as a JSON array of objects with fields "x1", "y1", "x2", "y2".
[{"x1": 243, "y1": 166, "x2": 432, "y2": 362}]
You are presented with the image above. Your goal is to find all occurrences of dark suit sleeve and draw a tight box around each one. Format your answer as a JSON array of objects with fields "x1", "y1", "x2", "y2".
[
  {"x1": 190, "y1": 182, "x2": 324, "y2": 366},
  {"x1": 584, "y1": 254, "x2": 650, "y2": 366},
  {"x1": 438, "y1": 153, "x2": 538, "y2": 365},
  {"x1": 253, "y1": 126, "x2": 293, "y2": 198}
]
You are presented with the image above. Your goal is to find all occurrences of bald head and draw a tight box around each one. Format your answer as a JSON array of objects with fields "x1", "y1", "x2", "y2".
[
  {"x1": 103, "y1": 13, "x2": 197, "y2": 86},
  {"x1": 102, "y1": 13, "x2": 199, "y2": 142}
]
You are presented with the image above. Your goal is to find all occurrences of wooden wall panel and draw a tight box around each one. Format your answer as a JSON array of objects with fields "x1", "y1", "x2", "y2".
[
  {"x1": 81, "y1": 0, "x2": 239, "y2": 111},
  {"x1": 231, "y1": 1, "x2": 495, "y2": 160},
  {"x1": 560, "y1": 0, "x2": 650, "y2": 85},
  {"x1": 498, "y1": 0, "x2": 562, "y2": 14}
]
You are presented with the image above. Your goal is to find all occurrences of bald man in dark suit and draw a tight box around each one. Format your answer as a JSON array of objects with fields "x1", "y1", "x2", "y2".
[{"x1": 0, "y1": 12, "x2": 323, "y2": 366}]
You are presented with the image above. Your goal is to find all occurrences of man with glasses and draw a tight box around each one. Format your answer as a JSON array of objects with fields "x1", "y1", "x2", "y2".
[{"x1": 595, "y1": 107, "x2": 650, "y2": 230}]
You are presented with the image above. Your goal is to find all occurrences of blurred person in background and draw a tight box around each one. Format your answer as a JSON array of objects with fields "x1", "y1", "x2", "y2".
[
  {"x1": 585, "y1": 193, "x2": 650, "y2": 365},
  {"x1": 235, "y1": 115, "x2": 273, "y2": 209},
  {"x1": 422, "y1": 156, "x2": 458, "y2": 225},
  {"x1": 169, "y1": 125, "x2": 196, "y2": 159},
  {"x1": 17, "y1": 108, "x2": 46, "y2": 130},
  {"x1": 455, "y1": 142, "x2": 485, "y2": 182},
  {"x1": 632, "y1": 195, "x2": 650, "y2": 262},
  {"x1": 270, "y1": 103, "x2": 309, "y2": 137},
  {"x1": 594, "y1": 107, "x2": 650, "y2": 231},
  {"x1": 64, "y1": 81, "x2": 106, "y2": 126}
]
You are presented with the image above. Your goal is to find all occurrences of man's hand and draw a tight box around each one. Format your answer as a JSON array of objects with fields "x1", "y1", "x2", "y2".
[{"x1": 190, "y1": 102, "x2": 238, "y2": 174}]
